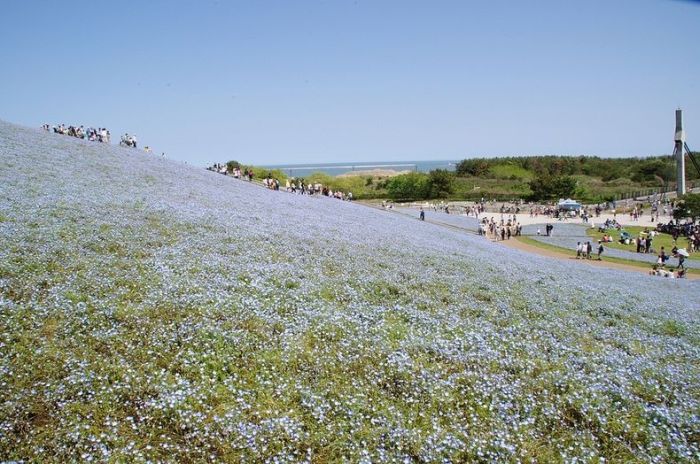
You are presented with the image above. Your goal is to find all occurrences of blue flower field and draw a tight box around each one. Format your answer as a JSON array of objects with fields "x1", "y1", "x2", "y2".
[{"x1": 0, "y1": 121, "x2": 698, "y2": 462}]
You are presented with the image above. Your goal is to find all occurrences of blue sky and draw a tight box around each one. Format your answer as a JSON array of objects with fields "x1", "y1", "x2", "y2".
[{"x1": 1, "y1": 0, "x2": 699, "y2": 166}]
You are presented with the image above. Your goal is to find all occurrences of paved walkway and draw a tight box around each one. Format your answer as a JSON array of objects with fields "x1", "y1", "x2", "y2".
[
  {"x1": 393, "y1": 207, "x2": 480, "y2": 233},
  {"x1": 521, "y1": 222, "x2": 699, "y2": 270}
]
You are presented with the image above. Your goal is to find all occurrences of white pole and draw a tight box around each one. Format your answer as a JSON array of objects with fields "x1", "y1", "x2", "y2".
[{"x1": 675, "y1": 109, "x2": 686, "y2": 196}]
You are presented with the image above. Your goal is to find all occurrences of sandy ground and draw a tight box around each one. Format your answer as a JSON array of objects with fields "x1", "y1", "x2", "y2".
[
  {"x1": 481, "y1": 211, "x2": 667, "y2": 228},
  {"x1": 337, "y1": 169, "x2": 411, "y2": 178}
]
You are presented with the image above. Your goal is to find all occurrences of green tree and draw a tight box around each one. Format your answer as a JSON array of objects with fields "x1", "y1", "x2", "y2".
[
  {"x1": 631, "y1": 159, "x2": 674, "y2": 183},
  {"x1": 226, "y1": 160, "x2": 241, "y2": 173},
  {"x1": 385, "y1": 172, "x2": 430, "y2": 200},
  {"x1": 673, "y1": 193, "x2": 700, "y2": 221},
  {"x1": 528, "y1": 175, "x2": 578, "y2": 201},
  {"x1": 427, "y1": 169, "x2": 455, "y2": 198},
  {"x1": 456, "y1": 159, "x2": 491, "y2": 177}
]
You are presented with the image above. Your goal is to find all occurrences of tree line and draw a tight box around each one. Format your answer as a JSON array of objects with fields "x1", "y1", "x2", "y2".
[{"x1": 455, "y1": 154, "x2": 696, "y2": 183}]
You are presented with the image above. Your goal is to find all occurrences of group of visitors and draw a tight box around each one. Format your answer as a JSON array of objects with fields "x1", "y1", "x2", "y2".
[
  {"x1": 529, "y1": 206, "x2": 558, "y2": 217},
  {"x1": 597, "y1": 218, "x2": 623, "y2": 232},
  {"x1": 649, "y1": 265, "x2": 686, "y2": 279},
  {"x1": 263, "y1": 175, "x2": 352, "y2": 199},
  {"x1": 575, "y1": 241, "x2": 604, "y2": 260},
  {"x1": 655, "y1": 245, "x2": 687, "y2": 270},
  {"x1": 208, "y1": 163, "x2": 355, "y2": 200},
  {"x1": 480, "y1": 217, "x2": 522, "y2": 241},
  {"x1": 232, "y1": 167, "x2": 254, "y2": 181},
  {"x1": 119, "y1": 133, "x2": 138, "y2": 148},
  {"x1": 44, "y1": 123, "x2": 111, "y2": 143},
  {"x1": 664, "y1": 222, "x2": 700, "y2": 253},
  {"x1": 45, "y1": 123, "x2": 157, "y2": 155},
  {"x1": 208, "y1": 163, "x2": 229, "y2": 175},
  {"x1": 207, "y1": 164, "x2": 255, "y2": 181},
  {"x1": 647, "y1": 238, "x2": 690, "y2": 278},
  {"x1": 599, "y1": 234, "x2": 615, "y2": 243},
  {"x1": 634, "y1": 231, "x2": 655, "y2": 254}
]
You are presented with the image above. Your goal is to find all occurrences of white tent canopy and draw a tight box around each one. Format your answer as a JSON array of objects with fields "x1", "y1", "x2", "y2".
[{"x1": 557, "y1": 198, "x2": 582, "y2": 210}]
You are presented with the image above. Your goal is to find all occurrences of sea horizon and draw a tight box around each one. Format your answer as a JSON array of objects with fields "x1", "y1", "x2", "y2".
[{"x1": 261, "y1": 159, "x2": 459, "y2": 177}]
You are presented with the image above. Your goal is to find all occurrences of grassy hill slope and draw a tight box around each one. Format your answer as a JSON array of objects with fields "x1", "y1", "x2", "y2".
[{"x1": 0, "y1": 121, "x2": 699, "y2": 462}]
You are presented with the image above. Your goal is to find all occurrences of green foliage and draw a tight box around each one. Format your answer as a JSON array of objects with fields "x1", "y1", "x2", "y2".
[
  {"x1": 528, "y1": 175, "x2": 578, "y2": 201},
  {"x1": 673, "y1": 193, "x2": 700, "y2": 221},
  {"x1": 226, "y1": 160, "x2": 241, "y2": 172},
  {"x1": 427, "y1": 169, "x2": 455, "y2": 197},
  {"x1": 385, "y1": 172, "x2": 430, "y2": 200},
  {"x1": 456, "y1": 155, "x2": 692, "y2": 183},
  {"x1": 385, "y1": 170, "x2": 457, "y2": 200},
  {"x1": 456, "y1": 159, "x2": 491, "y2": 177},
  {"x1": 304, "y1": 172, "x2": 388, "y2": 200},
  {"x1": 246, "y1": 166, "x2": 288, "y2": 181},
  {"x1": 488, "y1": 164, "x2": 534, "y2": 180},
  {"x1": 631, "y1": 159, "x2": 675, "y2": 183}
]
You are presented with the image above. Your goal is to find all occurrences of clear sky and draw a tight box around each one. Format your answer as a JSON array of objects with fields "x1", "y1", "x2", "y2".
[{"x1": 1, "y1": 0, "x2": 699, "y2": 166}]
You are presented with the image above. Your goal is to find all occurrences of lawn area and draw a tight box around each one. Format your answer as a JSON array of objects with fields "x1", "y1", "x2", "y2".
[{"x1": 586, "y1": 225, "x2": 699, "y2": 261}]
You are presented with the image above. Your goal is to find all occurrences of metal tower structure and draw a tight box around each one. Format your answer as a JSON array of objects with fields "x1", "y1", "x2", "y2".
[
  {"x1": 674, "y1": 109, "x2": 686, "y2": 195},
  {"x1": 673, "y1": 109, "x2": 700, "y2": 196}
]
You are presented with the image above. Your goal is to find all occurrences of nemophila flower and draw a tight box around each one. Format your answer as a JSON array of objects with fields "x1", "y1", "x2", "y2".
[{"x1": 0, "y1": 120, "x2": 699, "y2": 462}]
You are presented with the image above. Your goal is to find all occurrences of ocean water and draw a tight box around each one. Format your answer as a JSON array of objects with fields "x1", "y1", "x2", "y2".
[{"x1": 262, "y1": 160, "x2": 459, "y2": 177}]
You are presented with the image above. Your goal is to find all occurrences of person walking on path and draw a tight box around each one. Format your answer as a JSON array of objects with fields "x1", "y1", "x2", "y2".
[
  {"x1": 576, "y1": 242, "x2": 582, "y2": 259},
  {"x1": 586, "y1": 241, "x2": 593, "y2": 259},
  {"x1": 678, "y1": 254, "x2": 686, "y2": 270},
  {"x1": 419, "y1": 208, "x2": 425, "y2": 221},
  {"x1": 597, "y1": 241, "x2": 604, "y2": 260},
  {"x1": 658, "y1": 247, "x2": 667, "y2": 267}
]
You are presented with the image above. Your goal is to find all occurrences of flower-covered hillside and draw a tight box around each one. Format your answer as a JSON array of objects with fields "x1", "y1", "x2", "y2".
[{"x1": 0, "y1": 120, "x2": 698, "y2": 463}]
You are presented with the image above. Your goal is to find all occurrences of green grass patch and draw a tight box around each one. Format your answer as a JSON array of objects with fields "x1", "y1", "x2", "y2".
[
  {"x1": 488, "y1": 164, "x2": 534, "y2": 180},
  {"x1": 586, "y1": 226, "x2": 698, "y2": 261}
]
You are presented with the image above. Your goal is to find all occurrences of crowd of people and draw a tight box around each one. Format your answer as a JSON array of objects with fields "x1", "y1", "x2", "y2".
[
  {"x1": 44, "y1": 123, "x2": 159, "y2": 156},
  {"x1": 44, "y1": 123, "x2": 111, "y2": 143},
  {"x1": 575, "y1": 241, "x2": 605, "y2": 260},
  {"x1": 479, "y1": 217, "x2": 523, "y2": 240},
  {"x1": 119, "y1": 133, "x2": 138, "y2": 148},
  {"x1": 206, "y1": 164, "x2": 354, "y2": 200},
  {"x1": 649, "y1": 266, "x2": 686, "y2": 278}
]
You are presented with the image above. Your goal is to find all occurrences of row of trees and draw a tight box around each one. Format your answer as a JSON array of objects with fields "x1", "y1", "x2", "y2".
[
  {"x1": 384, "y1": 170, "x2": 455, "y2": 200},
  {"x1": 456, "y1": 155, "x2": 696, "y2": 183},
  {"x1": 385, "y1": 170, "x2": 580, "y2": 202}
]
